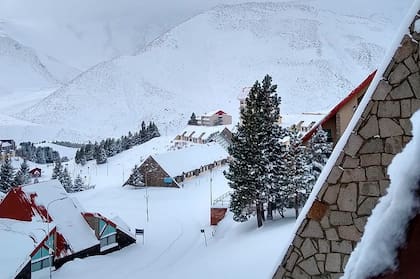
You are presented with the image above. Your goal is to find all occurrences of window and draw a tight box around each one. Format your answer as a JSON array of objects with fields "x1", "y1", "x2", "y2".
[
  {"x1": 100, "y1": 233, "x2": 117, "y2": 247},
  {"x1": 31, "y1": 256, "x2": 51, "y2": 272}
]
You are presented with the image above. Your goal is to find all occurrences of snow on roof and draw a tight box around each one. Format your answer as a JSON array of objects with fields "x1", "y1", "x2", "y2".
[
  {"x1": 343, "y1": 111, "x2": 420, "y2": 279},
  {"x1": 111, "y1": 215, "x2": 135, "y2": 239},
  {"x1": 0, "y1": 218, "x2": 53, "y2": 279},
  {"x1": 415, "y1": 18, "x2": 420, "y2": 33},
  {"x1": 152, "y1": 143, "x2": 229, "y2": 177},
  {"x1": 177, "y1": 124, "x2": 233, "y2": 140},
  {"x1": 1, "y1": 142, "x2": 12, "y2": 147},
  {"x1": 201, "y1": 110, "x2": 227, "y2": 117},
  {"x1": 21, "y1": 180, "x2": 99, "y2": 254},
  {"x1": 281, "y1": 113, "x2": 326, "y2": 129}
]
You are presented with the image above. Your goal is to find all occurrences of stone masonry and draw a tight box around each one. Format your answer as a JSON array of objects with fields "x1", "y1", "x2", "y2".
[{"x1": 273, "y1": 12, "x2": 420, "y2": 279}]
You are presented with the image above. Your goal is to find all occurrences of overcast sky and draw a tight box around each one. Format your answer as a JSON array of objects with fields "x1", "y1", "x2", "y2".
[{"x1": 0, "y1": 0, "x2": 228, "y2": 22}]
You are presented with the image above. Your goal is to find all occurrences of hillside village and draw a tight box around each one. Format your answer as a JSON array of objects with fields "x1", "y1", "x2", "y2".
[
  {"x1": 0, "y1": 1, "x2": 419, "y2": 279},
  {"x1": 0, "y1": 86, "x2": 339, "y2": 278}
]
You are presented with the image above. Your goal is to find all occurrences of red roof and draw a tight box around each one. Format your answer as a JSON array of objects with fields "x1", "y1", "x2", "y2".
[
  {"x1": 0, "y1": 187, "x2": 51, "y2": 222},
  {"x1": 0, "y1": 187, "x2": 71, "y2": 257},
  {"x1": 301, "y1": 70, "x2": 376, "y2": 142}
]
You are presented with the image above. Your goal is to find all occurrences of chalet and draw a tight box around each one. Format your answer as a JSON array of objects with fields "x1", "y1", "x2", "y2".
[
  {"x1": 82, "y1": 212, "x2": 136, "y2": 254},
  {"x1": 0, "y1": 180, "x2": 135, "y2": 276},
  {"x1": 301, "y1": 71, "x2": 376, "y2": 145},
  {"x1": 124, "y1": 144, "x2": 229, "y2": 188},
  {"x1": 29, "y1": 168, "x2": 42, "y2": 178},
  {"x1": 197, "y1": 110, "x2": 232, "y2": 126},
  {"x1": 0, "y1": 218, "x2": 57, "y2": 279}
]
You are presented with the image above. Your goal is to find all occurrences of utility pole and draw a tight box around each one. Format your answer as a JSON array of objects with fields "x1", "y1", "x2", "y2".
[{"x1": 145, "y1": 172, "x2": 149, "y2": 222}]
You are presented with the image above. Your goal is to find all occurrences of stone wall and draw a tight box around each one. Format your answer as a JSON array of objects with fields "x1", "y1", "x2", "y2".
[{"x1": 273, "y1": 12, "x2": 420, "y2": 279}]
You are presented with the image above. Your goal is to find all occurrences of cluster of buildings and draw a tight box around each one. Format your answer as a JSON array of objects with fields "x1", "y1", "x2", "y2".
[
  {"x1": 124, "y1": 70, "x2": 375, "y2": 191},
  {"x1": 0, "y1": 180, "x2": 136, "y2": 279}
]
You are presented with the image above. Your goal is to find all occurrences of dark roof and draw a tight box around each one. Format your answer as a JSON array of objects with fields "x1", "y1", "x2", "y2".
[
  {"x1": 301, "y1": 70, "x2": 376, "y2": 142},
  {"x1": 29, "y1": 168, "x2": 42, "y2": 173}
]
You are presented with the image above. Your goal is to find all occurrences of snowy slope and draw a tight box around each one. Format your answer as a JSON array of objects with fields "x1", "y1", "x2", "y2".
[
  {"x1": 0, "y1": 0, "x2": 271, "y2": 72},
  {"x1": 0, "y1": 35, "x2": 58, "y2": 93},
  {"x1": 17, "y1": 0, "x2": 413, "y2": 141}
]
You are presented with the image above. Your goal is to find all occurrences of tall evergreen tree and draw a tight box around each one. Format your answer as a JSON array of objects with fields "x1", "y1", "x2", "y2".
[
  {"x1": 59, "y1": 168, "x2": 73, "y2": 192},
  {"x1": 73, "y1": 174, "x2": 85, "y2": 192},
  {"x1": 280, "y1": 129, "x2": 315, "y2": 218},
  {"x1": 13, "y1": 160, "x2": 31, "y2": 186},
  {"x1": 225, "y1": 75, "x2": 278, "y2": 227},
  {"x1": 309, "y1": 127, "x2": 333, "y2": 178},
  {"x1": 0, "y1": 157, "x2": 14, "y2": 193},
  {"x1": 96, "y1": 144, "x2": 107, "y2": 164},
  {"x1": 52, "y1": 160, "x2": 63, "y2": 180},
  {"x1": 188, "y1": 112, "x2": 198, "y2": 125},
  {"x1": 35, "y1": 147, "x2": 46, "y2": 164}
]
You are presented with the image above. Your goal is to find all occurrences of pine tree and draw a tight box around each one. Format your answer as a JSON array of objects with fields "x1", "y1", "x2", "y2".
[
  {"x1": 36, "y1": 147, "x2": 46, "y2": 164},
  {"x1": 280, "y1": 129, "x2": 315, "y2": 218},
  {"x1": 140, "y1": 121, "x2": 147, "y2": 142},
  {"x1": 259, "y1": 75, "x2": 282, "y2": 221},
  {"x1": 265, "y1": 124, "x2": 289, "y2": 220},
  {"x1": 225, "y1": 75, "x2": 277, "y2": 227},
  {"x1": 13, "y1": 160, "x2": 31, "y2": 186},
  {"x1": 59, "y1": 168, "x2": 73, "y2": 192},
  {"x1": 96, "y1": 144, "x2": 107, "y2": 164},
  {"x1": 309, "y1": 127, "x2": 333, "y2": 178},
  {"x1": 52, "y1": 160, "x2": 63, "y2": 180},
  {"x1": 124, "y1": 165, "x2": 144, "y2": 187},
  {"x1": 188, "y1": 112, "x2": 198, "y2": 125},
  {"x1": 0, "y1": 157, "x2": 14, "y2": 193},
  {"x1": 84, "y1": 142, "x2": 95, "y2": 161},
  {"x1": 73, "y1": 174, "x2": 85, "y2": 192},
  {"x1": 75, "y1": 149, "x2": 81, "y2": 164}
]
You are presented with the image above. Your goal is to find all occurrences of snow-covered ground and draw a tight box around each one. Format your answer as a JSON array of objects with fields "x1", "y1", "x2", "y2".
[{"x1": 13, "y1": 136, "x2": 296, "y2": 279}]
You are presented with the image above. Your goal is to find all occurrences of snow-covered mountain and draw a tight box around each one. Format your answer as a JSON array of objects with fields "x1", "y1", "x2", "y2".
[
  {"x1": 0, "y1": 0, "x2": 262, "y2": 72},
  {"x1": 15, "y1": 0, "x2": 413, "y2": 141},
  {"x1": 0, "y1": 35, "x2": 60, "y2": 93}
]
